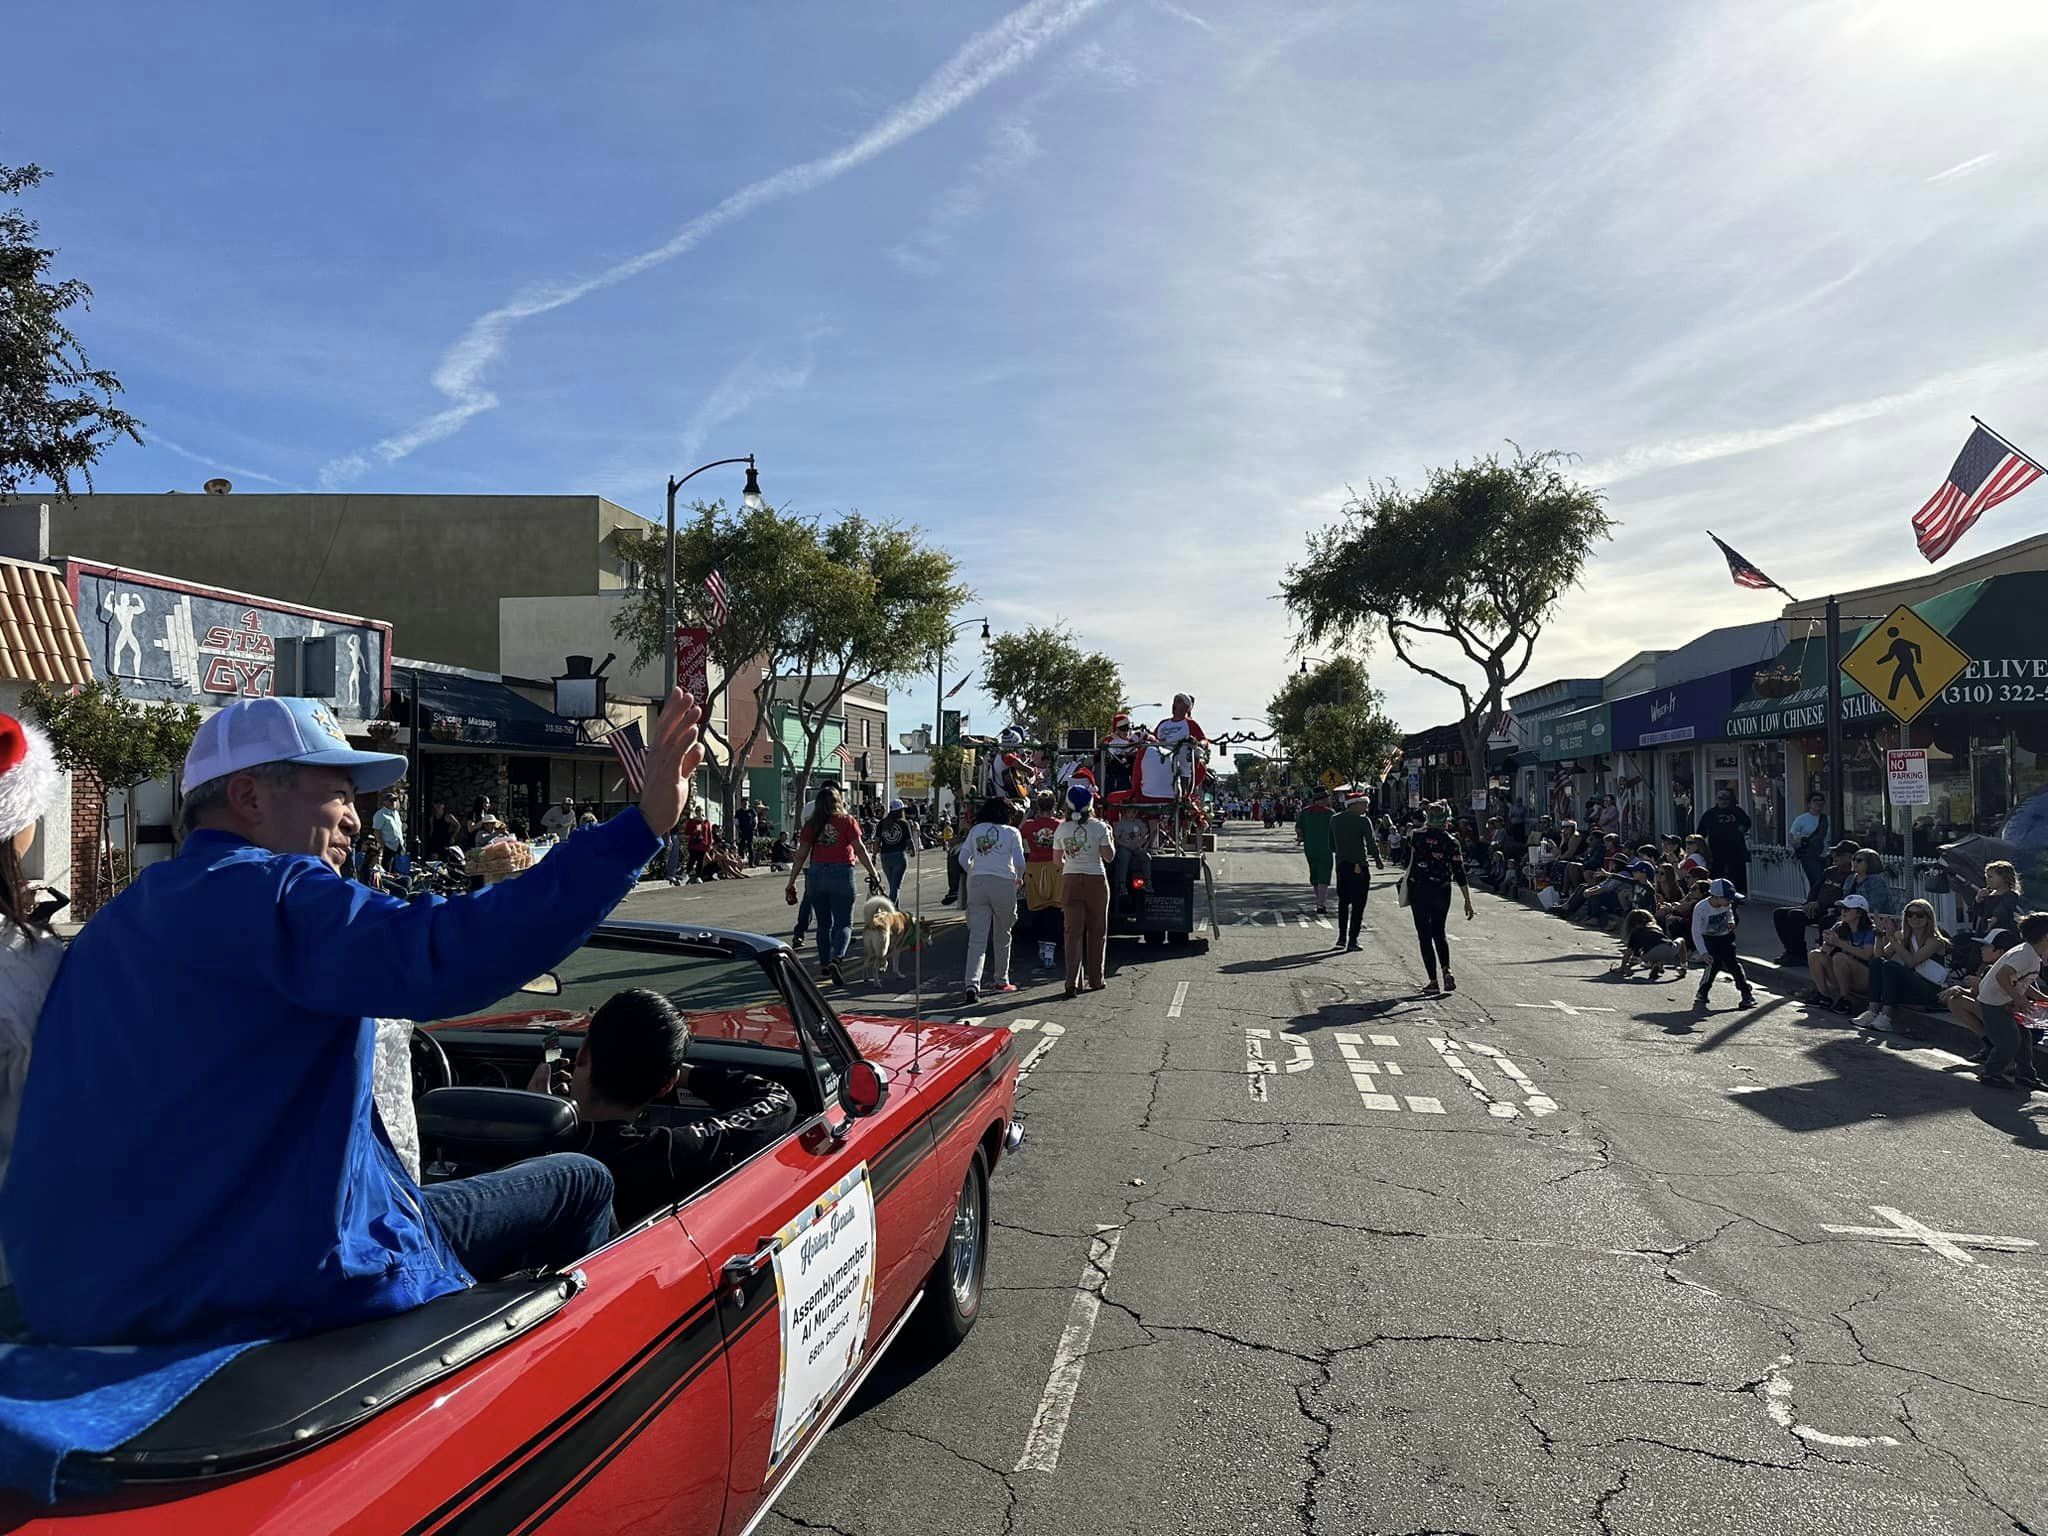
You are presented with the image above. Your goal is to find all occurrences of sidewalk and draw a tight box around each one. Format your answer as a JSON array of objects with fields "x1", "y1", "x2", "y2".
[{"x1": 1494, "y1": 880, "x2": 1990, "y2": 1055}]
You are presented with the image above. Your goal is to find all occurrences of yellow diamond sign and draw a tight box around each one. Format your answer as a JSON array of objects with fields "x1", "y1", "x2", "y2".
[
  {"x1": 1840, "y1": 604, "x2": 1974, "y2": 725},
  {"x1": 1321, "y1": 769, "x2": 1343, "y2": 789}
]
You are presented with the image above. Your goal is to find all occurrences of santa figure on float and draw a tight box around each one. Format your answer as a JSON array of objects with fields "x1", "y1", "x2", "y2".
[
  {"x1": 1146, "y1": 693, "x2": 1208, "y2": 798},
  {"x1": 995, "y1": 725, "x2": 1038, "y2": 809}
]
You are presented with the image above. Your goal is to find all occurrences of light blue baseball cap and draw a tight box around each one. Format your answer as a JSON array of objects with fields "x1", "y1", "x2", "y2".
[{"x1": 183, "y1": 696, "x2": 408, "y2": 796}]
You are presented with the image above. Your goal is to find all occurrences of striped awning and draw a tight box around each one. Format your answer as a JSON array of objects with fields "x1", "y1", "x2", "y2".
[{"x1": 0, "y1": 561, "x2": 91, "y2": 685}]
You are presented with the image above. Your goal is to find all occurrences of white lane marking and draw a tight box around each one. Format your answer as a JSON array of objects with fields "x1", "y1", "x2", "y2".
[
  {"x1": 1337, "y1": 1041, "x2": 1363, "y2": 1061},
  {"x1": 1382, "y1": 1061, "x2": 1403, "y2": 1076},
  {"x1": 1245, "y1": 1030, "x2": 1272, "y2": 1100},
  {"x1": 1429, "y1": 1036, "x2": 1519, "y2": 1119},
  {"x1": 1017, "y1": 1226, "x2": 1125, "y2": 1474},
  {"x1": 1007, "y1": 1018, "x2": 1040, "y2": 1033},
  {"x1": 1167, "y1": 981, "x2": 1189, "y2": 1019},
  {"x1": 1015, "y1": 1022, "x2": 1067, "y2": 1083},
  {"x1": 1312, "y1": 913, "x2": 1334, "y2": 930},
  {"x1": 1296, "y1": 914, "x2": 1313, "y2": 929},
  {"x1": 1513, "y1": 999, "x2": 1615, "y2": 1017},
  {"x1": 1369, "y1": 1033, "x2": 1400, "y2": 1047},
  {"x1": 1819, "y1": 1205, "x2": 2038, "y2": 1266},
  {"x1": 1761, "y1": 1356, "x2": 1900, "y2": 1448},
  {"x1": 1456, "y1": 1039, "x2": 1560, "y2": 1117},
  {"x1": 1405, "y1": 1095, "x2": 1444, "y2": 1114}
]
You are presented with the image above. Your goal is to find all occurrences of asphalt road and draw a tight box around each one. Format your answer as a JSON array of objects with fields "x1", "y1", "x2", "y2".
[{"x1": 619, "y1": 826, "x2": 2048, "y2": 1535}]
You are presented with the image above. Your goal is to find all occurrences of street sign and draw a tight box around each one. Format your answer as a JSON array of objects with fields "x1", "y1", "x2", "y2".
[
  {"x1": 1320, "y1": 769, "x2": 1342, "y2": 789},
  {"x1": 1840, "y1": 604, "x2": 1972, "y2": 725},
  {"x1": 674, "y1": 625, "x2": 710, "y2": 704},
  {"x1": 1887, "y1": 749, "x2": 1930, "y2": 806}
]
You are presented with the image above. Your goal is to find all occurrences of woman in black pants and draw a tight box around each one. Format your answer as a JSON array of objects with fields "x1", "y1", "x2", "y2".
[{"x1": 1404, "y1": 801, "x2": 1474, "y2": 994}]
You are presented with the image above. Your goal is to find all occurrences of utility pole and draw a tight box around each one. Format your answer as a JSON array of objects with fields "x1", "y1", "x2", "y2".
[{"x1": 1824, "y1": 594, "x2": 1844, "y2": 840}]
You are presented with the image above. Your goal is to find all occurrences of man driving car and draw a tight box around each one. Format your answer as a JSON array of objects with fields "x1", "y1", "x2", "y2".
[
  {"x1": 0, "y1": 689, "x2": 705, "y2": 1347},
  {"x1": 529, "y1": 988, "x2": 798, "y2": 1225}
]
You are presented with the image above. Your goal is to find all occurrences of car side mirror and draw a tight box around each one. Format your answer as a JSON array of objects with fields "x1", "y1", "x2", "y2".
[
  {"x1": 520, "y1": 972, "x2": 561, "y2": 997},
  {"x1": 844, "y1": 1060, "x2": 887, "y2": 1118}
]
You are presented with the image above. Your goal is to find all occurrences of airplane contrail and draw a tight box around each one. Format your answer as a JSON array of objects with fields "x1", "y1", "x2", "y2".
[{"x1": 322, "y1": 0, "x2": 1112, "y2": 486}]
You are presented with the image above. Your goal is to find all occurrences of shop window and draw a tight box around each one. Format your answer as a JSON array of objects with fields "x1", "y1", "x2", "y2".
[
  {"x1": 1745, "y1": 741, "x2": 1786, "y2": 844},
  {"x1": 1665, "y1": 750, "x2": 1694, "y2": 832}
]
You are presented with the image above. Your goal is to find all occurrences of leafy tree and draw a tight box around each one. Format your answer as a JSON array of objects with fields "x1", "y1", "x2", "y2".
[
  {"x1": 982, "y1": 625, "x2": 1124, "y2": 744},
  {"x1": 780, "y1": 513, "x2": 969, "y2": 821},
  {"x1": 611, "y1": 500, "x2": 819, "y2": 826},
  {"x1": 2, "y1": 161, "x2": 142, "y2": 498},
  {"x1": 1233, "y1": 755, "x2": 1271, "y2": 791},
  {"x1": 929, "y1": 743, "x2": 965, "y2": 802},
  {"x1": 23, "y1": 679, "x2": 199, "y2": 914},
  {"x1": 1266, "y1": 656, "x2": 1401, "y2": 791},
  {"x1": 1282, "y1": 446, "x2": 1610, "y2": 789}
]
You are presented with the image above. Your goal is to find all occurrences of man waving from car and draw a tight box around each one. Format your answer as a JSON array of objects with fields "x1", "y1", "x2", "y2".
[{"x1": 0, "y1": 689, "x2": 705, "y2": 1347}]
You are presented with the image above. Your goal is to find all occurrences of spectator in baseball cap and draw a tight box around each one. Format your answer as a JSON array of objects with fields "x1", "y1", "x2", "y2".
[{"x1": 1, "y1": 688, "x2": 707, "y2": 1352}]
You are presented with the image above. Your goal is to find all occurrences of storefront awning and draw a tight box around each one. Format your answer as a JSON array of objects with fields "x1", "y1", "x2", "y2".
[
  {"x1": 389, "y1": 671, "x2": 582, "y2": 751},
  {"x1": 1723, "y1": 574, "x2": 2036, "y2": 739},
  {"x1": 1536, "y1": 702, "x2": 1610, "y2": 762},
  {"x1": 1609, "y1": 665, "x2": 1758, "y2": 750}
]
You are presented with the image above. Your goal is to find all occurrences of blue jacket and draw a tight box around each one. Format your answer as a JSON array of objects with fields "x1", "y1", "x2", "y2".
[{"x1": 0, "y1": 809, "x2": 658, "y2": 1346}]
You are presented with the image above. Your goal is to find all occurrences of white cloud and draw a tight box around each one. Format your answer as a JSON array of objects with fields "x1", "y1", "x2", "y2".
[
  {"x1": 1926, "y1": 151, "x2": 1999, "y2": 183},
  {"x1": 146, "y1": 434, "x2": 293, "y2": 489},
  {"x1": 321, "y1": 0, "x2": 1113, "y2": 486},
  {"x1": 678, "y1": 338, "x2": 820, "y2": 468}
]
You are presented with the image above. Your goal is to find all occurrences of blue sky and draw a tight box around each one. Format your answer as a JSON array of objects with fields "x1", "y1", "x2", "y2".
[{"x1": 12, "y1": 0, "x2": 2048, "y2": 740}]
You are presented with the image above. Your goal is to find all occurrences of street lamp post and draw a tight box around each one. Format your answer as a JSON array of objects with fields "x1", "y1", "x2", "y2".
[
  {"x1": 934, "y1": 617, "x2": 991, "y2": 804},
  {"x1": 662, "y1": 456, "x2": 765, "y2": 698}
]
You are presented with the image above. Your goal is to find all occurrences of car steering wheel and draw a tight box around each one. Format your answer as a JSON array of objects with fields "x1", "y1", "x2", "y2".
[{"x1": 410, "y1": 1026, "x2": 454, "y2": 1099}]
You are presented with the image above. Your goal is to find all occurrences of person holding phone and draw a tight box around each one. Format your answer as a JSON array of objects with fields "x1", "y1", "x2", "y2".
[{"x1": 1859, "y1": 899, "x2": 1950, "y2": 1034}]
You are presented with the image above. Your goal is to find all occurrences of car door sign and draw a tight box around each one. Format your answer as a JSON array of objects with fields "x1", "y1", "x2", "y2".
[{"x1": 770, "y1": 1164, "x2": 878, "y2": 1465}]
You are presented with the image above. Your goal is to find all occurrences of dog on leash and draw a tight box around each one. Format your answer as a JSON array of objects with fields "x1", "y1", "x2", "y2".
[{"x1": 860, "y1": 894, "x2": 918, "y2": 983}]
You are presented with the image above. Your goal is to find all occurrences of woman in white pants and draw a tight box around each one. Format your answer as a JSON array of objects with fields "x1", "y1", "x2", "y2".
[{"x1": 959, "y1": 796, "x2": 1028, "y2": 999}]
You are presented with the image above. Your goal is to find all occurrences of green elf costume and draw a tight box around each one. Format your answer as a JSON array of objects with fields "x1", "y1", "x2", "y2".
[{"x1": 1296, "y1": 789, "x2": 1336, "y2": 916}]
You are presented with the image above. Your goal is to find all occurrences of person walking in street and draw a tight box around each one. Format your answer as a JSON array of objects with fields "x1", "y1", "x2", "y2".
[
  {"x1": 1403, "y1": 801, "x2": 1472, "y2": 994},
  {"x1": 958, "y1": 798, "x2": 1027, "y2": 999},
  {"x1": 874, "y1": 799, "x2": 918, "y2": 903},
  {"x1": 1691, "y1": 878, "x2": 1756, "y2": 1011},
  {"x1": 1973, "y1": 914, "x2": 2048, "y2": 1091},
  {"x1": 736, "y1": 799, "x2": 758, "y2": 866},
  {"x1": 1056, "y1": 782, "x2": 1114, "y2": 996},
  {"x1": 1297, "y1": 787, "x2": 1335, "y2": 917},
  {"x1": 784, "y1": 784, "x2": 883, "y2": 984},
  {"x1": 1696, "y1": 788, "x2": 1753, "y2": 892},
  {"x1": 1331, "y1": 794, "x2": 1379, "y2": 953},
  {"x1": 683, "y1": 811, "x2": 713, "y2": 883}
]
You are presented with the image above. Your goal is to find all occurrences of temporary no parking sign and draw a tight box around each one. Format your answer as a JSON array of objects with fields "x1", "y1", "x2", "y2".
[{"x1": 1888, "y1": 749, "x2": 1930, "y2": 807}]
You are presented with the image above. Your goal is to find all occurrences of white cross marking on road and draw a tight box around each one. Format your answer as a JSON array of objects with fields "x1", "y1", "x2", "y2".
[
  {"x1": 1819, "y1": 1205, "x2": 2039, "y2": 1266},
  {"x1": 1404, "y1": 1096, "x2": 1444, "y2": 1114},
  {"x1": 1513, "y1": 999, "x2": 1616, "y2": 1017},
  {"x1": 1369, "y1": 1033, "x2": 1400, "y2": 1047}
]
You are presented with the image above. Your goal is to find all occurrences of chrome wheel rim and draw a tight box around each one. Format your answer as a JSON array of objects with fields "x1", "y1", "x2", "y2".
[{"x1": 949, "y1": 1169, "x2": 983, "y2": 1309}]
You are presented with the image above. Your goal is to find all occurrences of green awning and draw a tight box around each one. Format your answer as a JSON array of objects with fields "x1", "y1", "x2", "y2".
[
  {"x1": 1723, "y1": 572, "x2": 2048, "y2": 739},
  {"x1": 1537, "y1": 702, "x2": 1612, "y2": 762}
]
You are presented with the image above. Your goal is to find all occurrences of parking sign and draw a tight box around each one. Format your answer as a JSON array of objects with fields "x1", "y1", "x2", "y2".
[{"x1": 1887, "y1": 749, "x2": 1930, "y2": 807}]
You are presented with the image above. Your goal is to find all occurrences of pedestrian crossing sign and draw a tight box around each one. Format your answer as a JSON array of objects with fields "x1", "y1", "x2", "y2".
[{"x1": 1839, "y1": 604, "x2": 1973, "y2": 724}]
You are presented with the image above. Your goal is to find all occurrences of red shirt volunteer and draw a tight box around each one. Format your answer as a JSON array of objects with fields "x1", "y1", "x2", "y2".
[{"x1": 800, "y1": 813, "x2": 862, "y2": 863}]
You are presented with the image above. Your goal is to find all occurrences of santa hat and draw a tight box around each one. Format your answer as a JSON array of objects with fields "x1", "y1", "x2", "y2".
[
  {"x1": 1067, "y1": 782, "x2": 1094, "y2": 812},
  {"x1": 0, "y1": 713, "x2": 59, "y2": 841}
]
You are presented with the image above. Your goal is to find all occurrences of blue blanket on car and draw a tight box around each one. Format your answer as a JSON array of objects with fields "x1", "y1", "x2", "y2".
[{"x1": 0, "y1": 1337, "x2": 259, "y2": 1504}]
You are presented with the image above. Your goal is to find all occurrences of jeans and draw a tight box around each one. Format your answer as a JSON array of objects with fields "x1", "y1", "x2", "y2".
[
  {"x1": 422, "y1": 1153, "x2": 618, "y2": 1281},
  {"x1": 965, "y1": 873, "x2": 1018, "y2": 990},
  {"x1": 1335, "y1": 862, "x2": 1369, "y2": 946},
  {"x1": 1585, "y1": 887, "x2": 1625, "y2": 923},
  {"x1": 1979, "y1": 1001, "x2": 2040, "y2": 1083},
  {"x1": 806, "y1": 863, "x2": 857, "y2": 964},
  {"x1": 1696, "y1": 934, "x2": 1750, "y2": 998},
  {"x1": 1869, "y1": 959, "x2": 1944, "y2": 1010},
  {"x1": 1410, "y1": 880, "x2": 1452, "y2": 980},
  {"x1": 881, "y1": 849, "x2": 908, "y2": 903},
  {"x1": 1061, "y1": 872, "x2": 1109, "y2": 989},
  {"x1": 1772, "y1": 906, "x2": 1814, "y2": 959}
]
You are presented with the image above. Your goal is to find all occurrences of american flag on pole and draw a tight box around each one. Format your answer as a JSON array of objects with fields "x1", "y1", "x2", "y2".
[
  {"x1": 943, "y1": 669, "x2": 976, "y2": 700},
  {"x1": 702, "y1": 566, "x2": 731, "y2": 628},
  {"x1": 1914, "y1": 422, "x2": 2045, "y2": 563},
  {"x1": 1705, "y1": 531, "x2": 1788, "y2": 594},
  {"x1": 607, "y1": 721, "x2": 648, "y2": 795},
  {"x1": 833, "y1": 742, "x2": 856, "y2": 768}
]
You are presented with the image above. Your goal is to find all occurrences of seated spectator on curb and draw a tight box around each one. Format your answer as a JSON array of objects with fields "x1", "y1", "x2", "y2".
[
  {"x1": 1804, "y1": 894, "x2": 1877, "y2": 1015},
  {"x1": 1940, "y1": 928, "x2": 2018, "y2": 1061},
  {"x1": 1843, "y1": 848, "x2": 1893, "y2": 918},
  {"x1": 1678, "y1": 835, "x2": 1710, "y2": 879},
  {"x1": 1858, "y1": 899, "x2": 1951, "y2": 1035},
  {"x1": 1958, "y1": 859, "x2": 2023, "y2": 947},
  {"x1": 1615, "y1": 907, "x2": 1688, "y2": 981},
  {"x1": 1772, "y1": 840, "x2": 1859, "y2": 962},
  {"x1": 1552, "y1": 821, "x2": 1587, "y2": 894}
]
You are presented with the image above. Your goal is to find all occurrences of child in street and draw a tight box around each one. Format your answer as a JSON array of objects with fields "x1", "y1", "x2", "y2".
[
  {"x1": 1691, "y1": 878, "x2": 1756, "y2": 1010},
  {"x1": 1615, "y1": 908, "x2": 1688, "y2": 981},
  {"x1": 1972, "y1": 913, "x2": 2048, "y2": 1091}
]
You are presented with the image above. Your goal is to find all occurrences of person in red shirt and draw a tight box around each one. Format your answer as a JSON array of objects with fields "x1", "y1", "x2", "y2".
[
  {"x1": 688, "y1": 814, "x2": 717, "y2": 882},
  {"x1": 784, "y1": 783, "x2": 884, "y2": 982},
  {"x1": 1019, "y1": 793, "x2": 1061, "y2": 865}
]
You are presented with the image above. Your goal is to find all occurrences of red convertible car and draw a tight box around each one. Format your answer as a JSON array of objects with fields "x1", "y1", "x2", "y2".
[{"x1": 4, "y1": 922, "x2": 1019, "y2": 1534}]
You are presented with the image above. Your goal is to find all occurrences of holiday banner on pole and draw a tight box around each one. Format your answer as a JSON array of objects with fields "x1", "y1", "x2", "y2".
[{"x1": 674, "y1": 625, "x2": 711, "y2": 704}]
